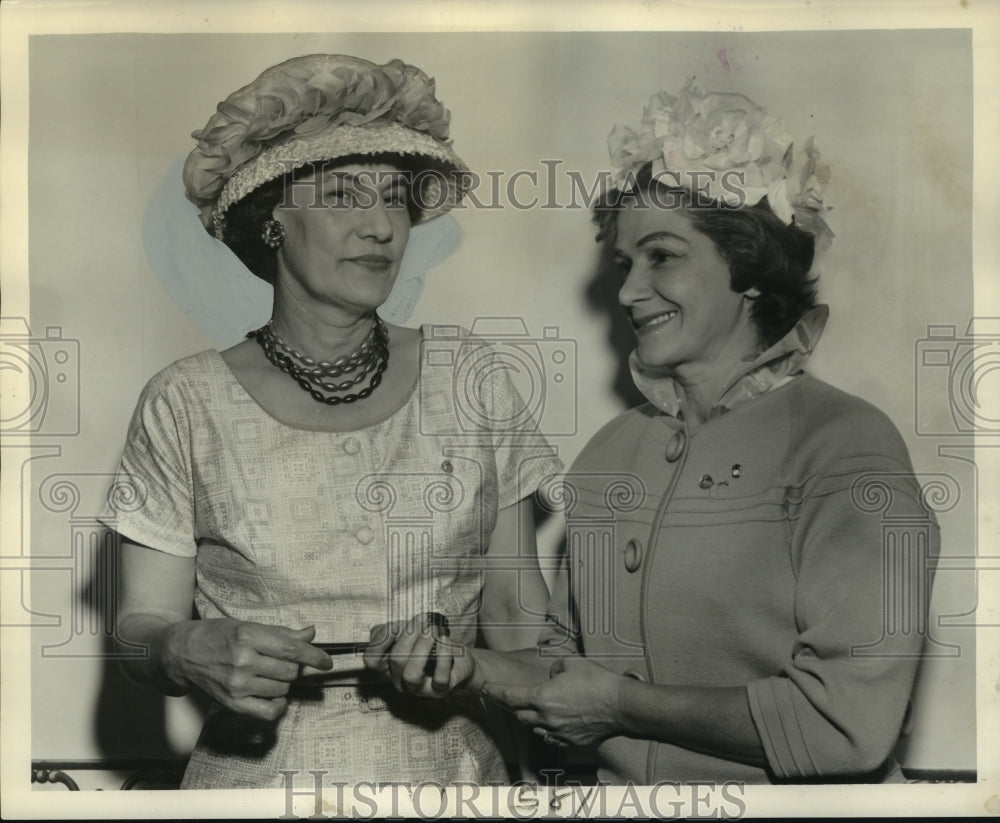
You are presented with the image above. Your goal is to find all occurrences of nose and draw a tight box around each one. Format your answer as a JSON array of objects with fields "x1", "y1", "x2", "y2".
[
  {"x1": 356, "y1": 198, "x2": 394, "y2": 242},
  {"x1": 618, "y1": 263, "x2": 652, "y2": 310}
]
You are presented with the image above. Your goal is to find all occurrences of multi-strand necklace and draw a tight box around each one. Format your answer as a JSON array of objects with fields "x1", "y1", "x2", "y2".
[{"x1": 247, "y1": 313, "x2": 389, "y2": 405}]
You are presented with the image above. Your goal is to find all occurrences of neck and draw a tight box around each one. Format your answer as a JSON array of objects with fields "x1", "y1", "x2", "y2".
[
  {"x1": 270, "y1": 290, "x2": 376, "y2": 362},
  {"x1": 666, "y1": 315, "x2": 761, "y2": 429}
]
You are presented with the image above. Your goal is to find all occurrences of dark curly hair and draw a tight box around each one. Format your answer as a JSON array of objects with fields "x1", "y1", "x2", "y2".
[
  {"x1": 593, "y1": 162, "x2": 818, "y2": 347},
  {"x1": 221, "y1": 152, "x2": 443, "y2": 284}
]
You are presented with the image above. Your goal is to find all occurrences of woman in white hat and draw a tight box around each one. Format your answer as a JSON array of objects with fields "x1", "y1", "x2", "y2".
[
  {"x1": 368, "y1": 80, "x2": 937, "y2": 786},
  {"x1": 101, "y1": 54, "x2": 561, "y2": 789}
]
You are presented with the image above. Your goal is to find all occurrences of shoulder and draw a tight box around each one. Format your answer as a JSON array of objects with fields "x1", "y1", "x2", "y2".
[
  {"x1": 784, "y1": 374, "x2": 916, "y2": 478},
  {"x1": 572, "y1": 403, "x2": 661, "y2": 471},
  {"x1": 134, "y1": 351, "x2": 223, "y2": 412},
  {"x1": 417, "y1": 321, "x2": 521, "y2": 395},
  {"x1": 790, "y1": 374, "x2": 907, "y2": 445}
]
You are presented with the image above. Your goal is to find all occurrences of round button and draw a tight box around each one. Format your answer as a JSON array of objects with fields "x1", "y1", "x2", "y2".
[
  {"x1": 664, "y1": 431, "x2": 686, "y2": 463},
  {"x1": 343, "y1": 437, "x2": 361, "y2": 455},
  {"x1": 623, "y1": 538, "x2": 643, "y2": 573},
  {"x1": 356, "y1": 526, "x2": 374, "y2": 545},
  {"x1": 699, "y1": 474, "x2": 714, "y2": 490}
]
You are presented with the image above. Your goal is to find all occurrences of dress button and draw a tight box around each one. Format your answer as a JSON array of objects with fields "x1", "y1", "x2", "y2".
[
  {"x1": 356, "y1": 526, "x2": 374, "y2": 545},
  {"x1": 699, "y1": 474, "x2": 714, "y2": 489},
  {"x1": 343, "y1": 437, "x2": 361, "y2": 455},
  {"x1": 664, "y1": 430, "x2": 686, "y2": 462},
  {"x1": 623, "y1": 538, "x2": 643, "y2": 573}
]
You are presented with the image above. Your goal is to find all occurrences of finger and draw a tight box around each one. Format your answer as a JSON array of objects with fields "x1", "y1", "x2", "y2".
[
  {"x1": 482, "y1": 681, "x2": 536, "y2": 710},
  {"x1": 251, "y1": 654, "x2": 301, "y2": 683},
  {"x1": 513, "y1": 709, "x2": 544, "y2": 727},
  {"x1": 363, "y1": 620, "x2": 402, "y2": 672},
  {"x1": 400, "y1": 628, "x2": 437, "y2": 692},
  {"x1": 229, "y1": 695, "x2": 289, "y2": 723},
  {"x1": 366, "y1": 621, "x2": 394, "y2": 650},
  {"x1": 251, "y1": 625, "x2": 332, "y2": 670},
  {"x1": 285, "y1": 625, "x2": 317, "y2": 642},
  {"x1": 430, "y1": 637, "x2": 456, "y2": 693},
  {"x1": 385, "y1": 625, "x2": 425, "y2": 693},
  {"x1": 549, "y1": 656, "x2": 569, "y2": 677},
  {"x1": 244, "y1": 675, "x2": 293, "y2": 699}
]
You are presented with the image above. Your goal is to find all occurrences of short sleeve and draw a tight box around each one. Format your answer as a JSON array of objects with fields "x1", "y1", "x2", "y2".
[
  {"x1": 98, "y1": 372, "x2": 198, "y2": 557},
  {"x1": 472, "y1": 344, "x2": 565, "y2": 510}
]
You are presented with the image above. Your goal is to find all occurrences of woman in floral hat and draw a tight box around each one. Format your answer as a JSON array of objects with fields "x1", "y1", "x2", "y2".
[
  {"x1": 100, "y1": 54, "x2": 561, "y2": 789},
  {"x1": 368, "y1": 80, "x2": 937, "y2": 784}
]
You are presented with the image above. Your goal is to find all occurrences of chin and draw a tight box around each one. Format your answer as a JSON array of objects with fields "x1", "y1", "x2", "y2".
[{"x1": 635, "y1": 343, "x2": 679, "y2": 371}]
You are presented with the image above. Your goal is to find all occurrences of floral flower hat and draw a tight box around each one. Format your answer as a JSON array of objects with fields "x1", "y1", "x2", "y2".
[
  {"x1": 182, "y1": 54, "x2": 470, "y2": 239},
  {"x1": 608, "y1": 78, "x2": 833, "y2": 248}
]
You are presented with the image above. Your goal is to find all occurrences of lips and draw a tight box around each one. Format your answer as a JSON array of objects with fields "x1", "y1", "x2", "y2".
[
  {"x1": 346, "y1": 254, "x2": 393, "y2": 269},
  {"x1": 632, "y1": 310, "x2": 678, "y2": 332}
]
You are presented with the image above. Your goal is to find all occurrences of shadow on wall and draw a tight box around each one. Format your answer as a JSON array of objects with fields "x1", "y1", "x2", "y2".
[
  {"x1": 585, "y1": 238, "x2": 646, "y2": 411},
  {"x1": 81, "y1": 531, "x2": 210, "y2": 761}
]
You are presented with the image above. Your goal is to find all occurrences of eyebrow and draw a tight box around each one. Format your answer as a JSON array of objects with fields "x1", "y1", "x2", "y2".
[
  {"x1": 636, "y1": 231, "x2": 689, "y2": 247},
  {"x1": 321, "y1": 170, "x2": 408, "y2": 189}
]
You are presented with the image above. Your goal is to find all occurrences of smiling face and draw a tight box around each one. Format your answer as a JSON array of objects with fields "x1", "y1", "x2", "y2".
[
  {"x1": 614, "y1": 199, "x2": 759, "y2": 376},
  {"x1": 272, "y1": 161, "x2": 411, "y2": 317}
]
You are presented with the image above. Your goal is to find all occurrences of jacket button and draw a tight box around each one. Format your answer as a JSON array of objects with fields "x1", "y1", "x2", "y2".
[
  {"x1": 343, "y1": 437, "x2": 361, "y2": 455},
  {"x1": 664, "y1": 430, "x2": 686, "y2": 463},
  {"x1": 699, "y1": 474, "x2": 714, "y2": 489},
  {"x1": 623, "y1": 538, "x2": 643, "y2": 573}
]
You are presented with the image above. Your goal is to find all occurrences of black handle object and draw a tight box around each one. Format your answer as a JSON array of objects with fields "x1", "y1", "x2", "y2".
[
  {"x1": 312, "y1": 641, "x2": 369, "y2": 656},
  {"x1": 311, "y1": 613, "x2": 449, "y2": 664},
  {"x1": 423, "y1": 612, "x2": 451, "y2": 677}
]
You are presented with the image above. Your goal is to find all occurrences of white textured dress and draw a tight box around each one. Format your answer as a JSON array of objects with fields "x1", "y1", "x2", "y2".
[{"x1": 101, "y1": 328, "x2": 562, "y2": 788}]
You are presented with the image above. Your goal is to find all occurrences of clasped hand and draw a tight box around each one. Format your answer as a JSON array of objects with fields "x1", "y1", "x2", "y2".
[
  {"x1": 364, "y1": 617, "x2": 628, "y2": 747},
  {"x1": 163, "y1": 618, "x2": 332, "y2": 721},
  {"x1": 483, "y1": 656, "x2": 628, "y2": 748},
  {"x1": 363, "y1": 615, "x2": 475, "y2": 697}
]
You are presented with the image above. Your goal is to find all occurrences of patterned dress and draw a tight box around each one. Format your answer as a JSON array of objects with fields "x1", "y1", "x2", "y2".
[{"x1": 101, "y1": 327, "x2": 562, "y2": 788}]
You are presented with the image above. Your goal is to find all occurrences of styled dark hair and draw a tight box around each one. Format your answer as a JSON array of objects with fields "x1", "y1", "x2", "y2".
[
  {"x1": 593, "y1": 163, "x2": 818, "y2": 347},
  {"x1": 222, "y1": 153, "x2": 435, "y2": 284}
]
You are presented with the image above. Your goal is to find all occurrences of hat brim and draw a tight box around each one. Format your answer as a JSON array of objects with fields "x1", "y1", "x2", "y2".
[{"x1": 213, "y1": 122, "x2": 471, "y2": 238}]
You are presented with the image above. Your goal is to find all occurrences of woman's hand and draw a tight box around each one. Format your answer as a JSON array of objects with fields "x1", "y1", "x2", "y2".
[
  {"x1": 482, "y1": 656, "x2": 626, "y2": 747},
  {"x1": 363, "y1": 615, "x2": 477, "y2": 698},
  {"x1": 162, "y1": 618, "x2": 333, "y2": 721}
]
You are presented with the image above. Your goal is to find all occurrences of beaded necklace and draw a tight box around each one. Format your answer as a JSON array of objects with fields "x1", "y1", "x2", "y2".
[{"x1": 247, "y1": 314, "x2": 389, "y2": 405}]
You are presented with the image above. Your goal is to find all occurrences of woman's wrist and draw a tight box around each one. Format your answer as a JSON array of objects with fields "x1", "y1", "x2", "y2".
[
  {"x1": 156, "y1": 620, "x2": 193, "y2": 695},
  {"x1": 615, "y1": 675, "x2": 647, "y2": 738}
]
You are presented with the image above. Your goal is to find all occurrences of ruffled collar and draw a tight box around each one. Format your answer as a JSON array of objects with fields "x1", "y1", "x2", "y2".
[{"x1": 629, "y1": 304, "x2": 829, "y2": 419}]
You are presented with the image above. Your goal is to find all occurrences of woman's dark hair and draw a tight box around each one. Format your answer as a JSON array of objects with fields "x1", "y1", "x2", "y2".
[
  {"x1": 593, "y1": 162, "x2": 818, "y2": 347},
  {"x1": 221, "y1": 152, "x2": 443, "y2": 284}
]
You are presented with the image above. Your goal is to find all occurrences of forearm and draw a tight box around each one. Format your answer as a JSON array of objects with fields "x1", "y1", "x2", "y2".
[
  {"x1": 619, "y1": 680, "x2": 765, "y2": 767},
  {"x1": 465, "y1": 646, "x2": 553, "y2": 694},
  {"x1": 479, "y1": 569, "x2": 550, "y2": 652},
  {"x1": 116, "y1": 612, "x2": 189, "y2": 695}
]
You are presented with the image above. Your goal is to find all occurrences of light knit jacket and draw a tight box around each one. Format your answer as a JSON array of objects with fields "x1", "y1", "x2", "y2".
[{"x1": 541, "y1": 307, "x2": 938, "y2": 783}]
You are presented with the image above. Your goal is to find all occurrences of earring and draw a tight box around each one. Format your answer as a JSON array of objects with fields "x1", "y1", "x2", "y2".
[{"x1": 261, "y1": 219, "x2": 285, "y2": 249}]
